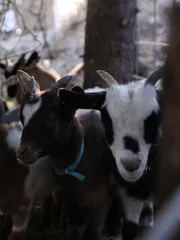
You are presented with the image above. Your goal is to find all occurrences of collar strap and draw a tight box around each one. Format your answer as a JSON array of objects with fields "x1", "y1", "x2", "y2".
[{"x1": 54, "y1": 140, "x2": 85, "y2": 181}]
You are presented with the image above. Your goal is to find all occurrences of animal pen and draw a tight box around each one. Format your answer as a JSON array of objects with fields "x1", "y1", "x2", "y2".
[{"x1": 0, "y1": 0, "x2": 180, "y2": 240}]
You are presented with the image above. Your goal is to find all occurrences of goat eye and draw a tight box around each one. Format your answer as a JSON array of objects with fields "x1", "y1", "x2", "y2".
[{"x1": 49, "y1": 115, "x2": 56, "y2": 123}]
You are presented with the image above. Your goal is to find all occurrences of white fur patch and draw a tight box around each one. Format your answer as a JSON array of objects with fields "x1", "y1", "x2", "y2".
[
  {"x1": 12, "y1": 225, "x2": 26, "y2": 232},
  {"x1": 85, "y1": 86, "x2": 105, "y2": 93},
  {"x1": 12, "y1": 202, "x2": 32, "y2": 233},
  {"x1": 76, "y1": 109, "x2": 100, "y2": 117},
  {"x1": 155, "y1": 79, "x2": 162, "y2": 91},
  {"x1": 140, "y1": 201, "x2": 154, "y2": 227},
  {"x1": 104, "y1": 82, "x2": 160, "y2": 182},
  {"x1": 119, "y1": 190, "x2": 143, "y2": 224},
  {"x1": 25, "y1": 155, "x2": 55, "y2": 202},
  {"x1": 22, "y1": 98, "x2": 42, "y2": 126},
  {"x1": 6, "y1": 122, "x2": 23, "y2": 151}
]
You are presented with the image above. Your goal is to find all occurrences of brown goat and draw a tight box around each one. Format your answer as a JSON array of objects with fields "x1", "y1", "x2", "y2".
[
  {"x1": 0, "y1": 121, "x2": 55, "y2": 240},
  {"x1": 0, "y1": 52, "x2": 60, "y2": 105}
]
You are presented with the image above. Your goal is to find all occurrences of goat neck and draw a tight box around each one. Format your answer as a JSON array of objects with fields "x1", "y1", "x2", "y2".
[{"x1": 46, "y1": 116, "x2": 84, "y2": 178}]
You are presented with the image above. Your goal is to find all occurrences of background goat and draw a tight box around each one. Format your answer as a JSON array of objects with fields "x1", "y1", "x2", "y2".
[
  {"x1": 0, "y1": 57, "x2": 85, "y2": 125},
  {"x1": 0, "y1": 51, "x2": 60, "y2": 105},
  {"x1": 0, "y1": 99, "x2": 5, "y2": 123},
  {"x1": 0, "y1": 121, "x2": 56, "y2": 240}
]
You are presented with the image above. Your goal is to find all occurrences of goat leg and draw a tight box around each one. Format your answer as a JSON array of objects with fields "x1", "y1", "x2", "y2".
[
  {"x1": 122, "y1": 219, "x2": 139, "y2": 240},
  {"x1": 120, "y1": 193, "x2": 144, "y2": 240},
  {"x1": 8, "y1": 201, "x2": 31, "y2": 240},
  {"x1": 38, "y1": 194, "x2": 52, "y2": 231},
  {"x1": 0, "y1": 215, "x2": 12, "y2": 240},
  {"x1": 62, "y1": 200, "x2": 80, "y2": 240},
  {"x1": 82, "y1": 188, "x2": 108, "y2": 240}
]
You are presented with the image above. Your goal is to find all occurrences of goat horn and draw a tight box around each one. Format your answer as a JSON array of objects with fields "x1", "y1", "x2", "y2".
[
  {"x1": 96, "y1": 70, "x2": 118, "y2": 87},
  {"x1": 145, "y1": 67, "x2": 163, "y2": 86},
  {"x1": 17, "y1": 70, "x2": 33, "y2": 84},
  {"x1": 16, "y1": 70, "x2": 40, "y2": 95},
  {"x1": 49, "y1": 75, "x2": 73, "y2": 93}
]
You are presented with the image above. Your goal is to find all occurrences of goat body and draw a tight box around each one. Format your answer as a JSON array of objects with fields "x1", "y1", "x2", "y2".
[
  {"x1": 1, "y1": 108, "x2": 20, "y2": 124},
  {"x1": 0, "y1": 122, "x2": 55, "y2": 240},
  {"x1": 17, "y1": 84, "x2": 114, "y2": 240},
  {"x1": 57, "y1": 69, "x2": 162, "y2": 240}
]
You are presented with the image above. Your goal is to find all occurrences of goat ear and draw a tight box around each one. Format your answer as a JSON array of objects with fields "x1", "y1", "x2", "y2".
[
  {"x1": 16, "y1": 70, "x2": 40, "y2": 96},
  {"x1": 0, "y1": 63, "x2": 6, "y2": 70},
  {"x1": 11, "y1": 54, "x2": 26, "y2": 74},
  {"x1": 70, "y1": 85, "x2": 84, "y2": 93},
  {"x1": 58, "y1": 89, "x2": 106, "y2": 110},
  {"x1": 26, "y1": 51, "x2": 40, "y2": 68}
]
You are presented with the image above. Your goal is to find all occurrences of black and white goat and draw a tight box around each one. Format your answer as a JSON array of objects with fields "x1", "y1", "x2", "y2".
[
  {"x1": 0, "y1": 121, "x2": 55, "y2": 240},
  {"x1": 57, "y1": 69, "x2": 162, "y2": 240},
  {"x1": 16, "y1": 70, "x2": 114, "y2": 240}
]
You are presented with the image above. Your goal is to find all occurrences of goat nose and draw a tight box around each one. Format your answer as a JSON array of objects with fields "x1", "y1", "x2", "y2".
[
  {"x1": 121, "y1": 158, "x2": 141, "y2": 172},
  {"x1": 18, "y1": 145, "x2": 30, "y2": 157}
]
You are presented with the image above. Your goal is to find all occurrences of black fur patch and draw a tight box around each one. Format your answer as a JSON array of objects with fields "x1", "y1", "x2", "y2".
[
  {"x1": 7, "y1": 84, "x2": 18, "y2": 98},
  {"x1": 19, "y1": 105, "x2": 24, "y2": 125},
  {"x1": 123, "y1": 136, "x2": 139, "y2": 154},
  {"x1": 101, "y1": 106, "x2": 114, "y2": 145},
  {"x1": 144, "y1": 111, "x2": 160, "y2": 144},
  {"x1": 122, "y1": 220, "x2": 139, "y2": 240}
]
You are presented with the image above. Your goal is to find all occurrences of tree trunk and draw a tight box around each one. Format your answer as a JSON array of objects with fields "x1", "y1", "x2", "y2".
[
  {"x1": 155, "y1": 2, "x2": 180, "y2": 212},
  {"x1": 155, "y1": 3, "x2": 180, "y2": 239},
  {"x1": 83, "y1": 0, "x2": 137, "y2": 88}
]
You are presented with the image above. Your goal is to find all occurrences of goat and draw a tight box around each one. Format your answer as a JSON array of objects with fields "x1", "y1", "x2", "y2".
[
  {"x1": 0, "y1": 121, "x2": 56, "y2": 240},
  {"x1": 0, "y1": 58, "x2": 85, "y2": 124},
  {"x1": 0, "y1": 52, "x2": 60, "y2": 105},
  {"x1": 1, "y1": 108, "x2": 20, "y2": 124},
  {"x1": 57, "y1": 68, "x2": 163, "y2": 240},
  {"x1": 0, "y1": 98, "x2": 5, "y2": 123},
  {"x1": 16, "y1": 70, "x2": 114, "y2": 240},
  {"x1": 0, "y1": 97, "x2": 10, "y2": 123},
  {"x1": 0, "y1": 65, "x2": 98, "y2": 125},
  {"x1": 1, "y1": 98, "x2": 9, "y2": 112}
]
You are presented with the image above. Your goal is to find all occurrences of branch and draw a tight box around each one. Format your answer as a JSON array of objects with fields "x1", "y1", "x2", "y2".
[
  {"x1": 11, "y1": 0, "x2": 42, "y2": 48},
  {"x1": 38, "y1": 0, "x2": 52, "y2": 58}
]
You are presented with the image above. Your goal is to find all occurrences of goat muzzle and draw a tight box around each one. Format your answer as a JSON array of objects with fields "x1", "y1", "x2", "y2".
[
  {"x1": 17, "y1": 144, "x2": 40, "y2": 165},
  {"x1": 121, "y1": 157, "x2": 141, "y2": 172}
]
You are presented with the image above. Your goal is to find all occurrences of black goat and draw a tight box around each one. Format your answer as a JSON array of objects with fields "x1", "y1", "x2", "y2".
[{"x1": 16, "y1": 70, "x2": 114, "y2": 240}]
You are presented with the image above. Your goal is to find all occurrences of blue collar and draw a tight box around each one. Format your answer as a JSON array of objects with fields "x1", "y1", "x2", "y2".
[{"x1": 54, "y1": 140, "x2": 85, "y2": 181}]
